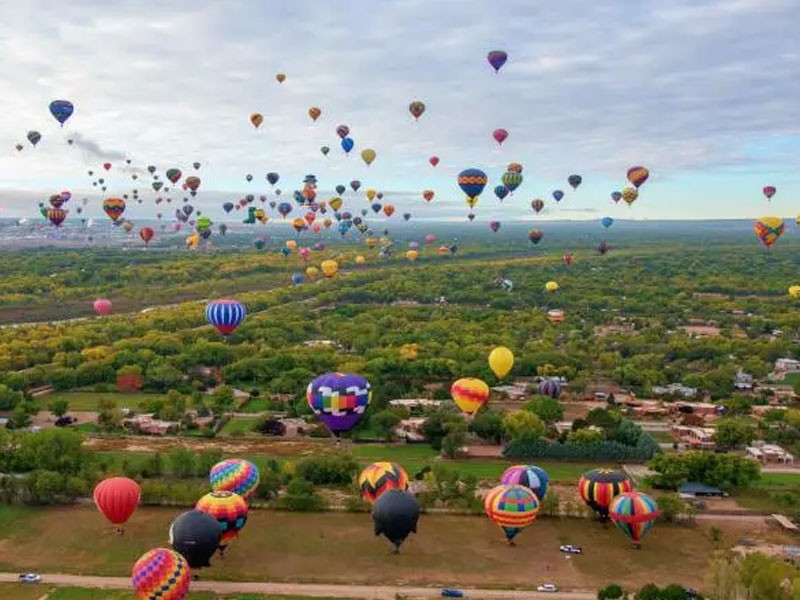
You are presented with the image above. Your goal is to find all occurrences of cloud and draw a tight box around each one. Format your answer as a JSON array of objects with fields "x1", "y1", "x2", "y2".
[{"x1": 68, "y1": 132, "x2": 128, "y2": 162}]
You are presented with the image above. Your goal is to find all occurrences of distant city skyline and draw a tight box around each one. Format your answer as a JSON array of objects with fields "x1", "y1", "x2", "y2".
[{"x1": 1, "y1": 0, "x2": 799, "y2": 222}]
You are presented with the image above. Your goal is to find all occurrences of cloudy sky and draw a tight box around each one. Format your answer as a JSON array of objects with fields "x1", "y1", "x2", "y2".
[{"x1": 1, "y1": 0, "x2": 799, "y2": 222}]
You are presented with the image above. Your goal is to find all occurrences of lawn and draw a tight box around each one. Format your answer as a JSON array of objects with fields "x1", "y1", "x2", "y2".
[
  {"x1": 219, "y1": 417, "x2": 261, "y2": 436},
  {"x1": 0, "y1": 505, "x2": 721, "y2": 591},
  {"x1": 0, "y1": 585, "x2": 324, "y2": 600},
  {"x1": 734, "y1": 472, "x2": 800, "y2": 513},
  {"x1": 36, "y1": 392, "x2": 169, "y2": 412}
]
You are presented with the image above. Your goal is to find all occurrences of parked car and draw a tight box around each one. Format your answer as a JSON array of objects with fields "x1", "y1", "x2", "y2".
[
  {"x1": 18, "y1": 573, "x2": 41, "y2": 584},
  {"x1": 537, "y1": 583, "x2": 558, "y2": 593},
  {"x1": 441, "y1": 589, "x2": 464, "y2": 598},
  {"x1": 559, "y1": 544, "x2": 583, "y2": 554}
]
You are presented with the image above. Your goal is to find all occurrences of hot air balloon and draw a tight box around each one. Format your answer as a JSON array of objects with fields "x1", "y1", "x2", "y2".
[
  {"x1": 306, "y1": 372, "x2": 372, "y2": 435},
  {"x1": 487, "y1": 50, "x2": 508, "y2": 73},
  {"x1": 103, "y1": 162, "x2": 112, "y2": 171},
  {"x1": 528, "y1": 229, "x2": 543, "y2": 244},
  {"x1": 601, "y1": 217, "x2": 614, "y2": 229},
  {"x1": 545, "y1": 281, "x2": 559, "y2": 293},
  {"x1": 337, "y1": 124, "x2": 350, "y2": 139},
  {"x1": 267, "y1": 172, "x2": 280, "y2": 185},
  {"x1": 451, "y1": 378, "x2": 489, "y2": 415},
  {"x1": 429, "y1": 156, "x2": 440, "y2": 167},
  {"x1": 609, "y1": 491, "x2": 661, "y2": 548},
  {"x1": 361, "y1": 148, "x2": 376, "y2": 166},
  {"x1": 359, "y1": 462, "x2": 409, "y2": 504},
  {"x1": 484, "y1": 484, "x2": 539, "y2": 545},
  {"x1": 489, "y1": 220, "x2": 501, "y2": 232},
  {"x1": 372, "y1": 490, "x2": 419, "y2": 553},
  {"x1": 93, "y1": 477, "x2": 141, "y2": 531},
  {"x1": 409, "y1": 101, "x2": 426, "y2": 120},
  {"x1": 763, "y1": 185, "x2": 777, "y2": 200},
  {"x1": 489, "y1": 347, "x2": 514, "y2": 379},
  {"x1": 611, "y1": 191, "x2": 622, "y2": 203},
  {"x1": 754, "y1": 217, "x2": 785, "y2": 248},
  {"x1": 139, "y1": 227, "x2": 154, "y2": 244},
  {"x1": 47, "y1": 208, "x2": 67, "y2": 226},
  {"x1": 341, "y1": 137, "x2": 354, "y2": 154},
  {"x1": 622, "y1": 187, "x2": 638, "y2": 206},
  {"x1": 422, "y1": 190, "x2": 435, "y2": 203},
  {"x1": 627, "y1": 166, "x2": 649, "y2": 189},
  {"x1": 93, "y1": 298, "x2": 112, "y2": 316},
  {"x1": 531, "y1": 199, "x2": 544, "y2": 214},
  {"x1": 250, "y1": 113, "x2": 264, "y2": 128},
  {"x1": 308, "y1": 106, "x2": 322, "y2": 122},
  {"x1": 194, "y1": 491, "x2": 248, "y2": 551},
  {"x1": 131, "y1": 548, "x2": 190, "y2": 600},
  {"x1": 458, "y1": 168, "x2": 488, "y2": 202},
  {"x1": 321, "y1": 259, "x2": 339, "y2": 277},
  {"x1": 495, "y1": 186, "x2": 510, "y2": 202},
  {"x1": 165, "y1": 169, "x2": 181, "y2": 184},
  {"x1": 538, "y1": 378, "x2": 561, "y2": 399},
  {"x1": 578, "y1": 469, "x2": 633, "y2": 520},
  {"x1": 547, "y1": 309, "x2": 566, "y2": 324},
  {"x1": 500, "y1": 465, "x2": 549, "y2": 501},
  {"x1": 27, "y1": 130, "x2": 41, "y2": 146},
  {"x1": 185, "y1": 176, "x2": 201, "y2": 193},
  {"x1": 291, "y1": 273, "x2": 305, "y2": 285},
  {"x1": 320, "y1": 145, "x2": 330, "y2": 157},
  {"x1": 789, "y1": 286, "x2": 800, "y2": 299},
  {"x1": 383, "y1": 204, "x2": 395, "y2": 217},
  {"x1": 406, "y1": 250, "x2": 419, "y2": 262},
  {"x1": 568, "y1": 174, "x2": 582, "y2": 189},
  {"x1": 205, "y1": 299, "x2": 245, "y2": 335},
  {"x1": 493, "y1": 128, "x2": 509, "y2": 145},
  {"x1": 350, "y1": 179, "x2": 361, "y2": 192},
  {"x1": 169, "y1": 510, "x2": 220, "y2": 569},
  {"x1": 552, "y1": 190, "x2": 564, "y2": 202},
  {"x1": 501, "y1": 171, "x2": 523, "y2": 193},
  {"x1": 209, "y1": 459, "x2": 260, "y2": 500},
  {"x1": 49, "y1": 100, "x2": 74, "y2": 126},
  {"x1": 276, "y1": 73, "x2": 286, "y2": 83}
]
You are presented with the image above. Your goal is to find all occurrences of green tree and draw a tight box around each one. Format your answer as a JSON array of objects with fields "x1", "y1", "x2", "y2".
[
  {"x1": 468, "y1": 408, "x2": 504, "y2": 444},
  {"x1": 0, "y1": 384, "x2": 24, "y2": 410},
  {"x1": 713, "y1": 418, "x2": 755, "y2": 448},
  {"x1": 210, "y1": 385, "x2": 236, "y2": 416},
  {"x1": 597, "y1": 584, "x2": 624, "y2": 600},
  {"x1": 97, "y1": 398, "x2": 123, "y2": 431},
  {"x1": 167, "y1": 447, "x2": 197, "y2": 479},
  {"x1": 634, "y1": 584, "x2": 661, "y2": 600},
  {"x1": 441, "y1": 419, "x2": 468, "y2": 459},
  {"x1": 145, "y1": 363, "x2": 184, "y2": 392},
  {"x1": 524, "y1": 396, "x2": 564, "y2": 424},
  {"x1": 15, "y1": 428, "x2": 87, "y2": 474},
  {"x1": 48, "y1": 398, "x2": 69, "y2": 418},
  {"x1": 586, "y1": 407, "x2": 619, "y2": 430},
  {"x1": 421, "y1": 408, "x2": 465, "y2": 451},
  {"x1": 502, "y1": 410, "x2": 546, "y2": 441},
  {"x1": 370, "y1": 410, "x2": 401, "y2": 441},
  {"x1": 277, "y1": 478, "x2": 326, "y2": 511},
  {"x1": 568, "y1": 428, "x2": 604, "y2": 445}
]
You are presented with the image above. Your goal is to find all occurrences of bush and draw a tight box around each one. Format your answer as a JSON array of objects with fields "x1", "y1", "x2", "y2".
[
  {"x1": 277, "y1": 478, "x2": 326, "y2": 511},
  {"x1": 295, "y1": 454, "x2": 358, "y2": 486},
  {"x1": 504, "y1": 436, "x2": 660, "y2": 461}
]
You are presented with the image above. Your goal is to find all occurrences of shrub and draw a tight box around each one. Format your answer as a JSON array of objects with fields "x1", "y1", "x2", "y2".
[
  {"x1": 295, "y1": 454, "x2": 358, "y2": 486},
  {"x1": 277, "y1": 478, "x2": 326, "y2": 511}
]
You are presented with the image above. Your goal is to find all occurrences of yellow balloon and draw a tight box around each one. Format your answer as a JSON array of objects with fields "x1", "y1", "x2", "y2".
[
  {"x1": 286, "y1": 240, "x2": 298, "y2": 251},
  {"x1": 321, "y1": 259, "x2": 339, "y2": 278},
  {"x1": 406, "y1": 250, "x2": 419, "y2": 262},
  {"x1": 329, "y1": 197, "x2": 343, "y2": 211},
  {"x1": 622, "y1": 187, "x2": 638, "y2": 205},
  {"x1": 306, "y1": 266, "x2": 319, "y2": 280},
  {"x1": 361, "y1": 148, "x2": 376, "y2": 166},
  {"x1": 545, "y1": 281, "x2": 559, "y2": 293},
  {"x1": 488, "y1": 346, "x2": 514, "y2": 379},
  {"x1": 186, "y1": 233, "x2": 200, "y2": 248},
  {"x1": 789, "y1": 286, "x2": 800, "y2": 299},
  {"x1": 366, "y1": 189, "x2": 377, "y2": 201},
  {"x1": 355, "y1": 255, "x2": 366, "y2": 265}
]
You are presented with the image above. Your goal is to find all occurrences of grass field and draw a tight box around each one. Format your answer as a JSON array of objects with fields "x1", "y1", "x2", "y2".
[
  {"x1": 219, "y1": 417, "x2": 261, "y2": 437},
  {"x1": 735, "y1": 471, "x2": 800, "y2": 513},
  {"x1": 0, "y1": 505, "x2": 739, "y2": 591},
  {"x1": 0, "y1": 584, "x2": 323, "y2": 600},
  {"x1": 36, "y1": 392, "x2": 169, "y2": 411}
]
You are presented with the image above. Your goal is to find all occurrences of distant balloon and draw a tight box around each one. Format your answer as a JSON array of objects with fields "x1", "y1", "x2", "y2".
[
  {"x1": 487, "y1": 50, "x2": 508, "y2": 73},
  {"x1": 754, "y1": 217, "x2": 785, "y2": 248},
  {"x1": 361, "y1": 148, "x2": 376, "y2": 166},
  {"x1": 350, "y1": 180, "x2": 361, "y2": 192},
  {"x1": 568, "y1": 174, "x2": 582, "y2": 189},
  {"x1": 601, "y1": 216, "x2": 614, "y2": 229},
  {"x1": 538, "y1": 378, "x2": 561, "y2": 399},
  {"x1": 489, "y1": 220, "x2": 501, "y2": 233},
  {"x1": 627, "y1": 166, "x2": 649, "y2": 189},
  {"x1": 429, "y1": 156, "x2": 440, "y2": 167},
  {"x1": 320, "y1": 145, "x2": 330, "y2": 156},
  {"x1": 206, "y1": 299, "x2": 245, "y2": 335},
  {"x1": 336, "y1": 124, "x2": 350, "y2": 139},
  {"x1": 531, "y1": 199, "x2": 544, "y2": 214},
  {"x1": 552, "y1": 190, "x2": 564, "y2": 202},
  {"x1": 27, "y1": 131, "x2": 41, "y2": 146},
  {"x1": 308, "y1": 106, "x2": 322, "y2": 122},
  {"x1": 611, "y1": 191, "x2": 622, "y2": 203},
  {"x1": 763, "y1": 185, "x2": 777, "y2": 200},
  {"x1": 93, "y1": 298, "x2": 112, "y2": 316},
  {"x1": 139, "y1": 227, "x2": 154, "y2": 244},
  {"x1": 457, "y1": 168, "x2": 488, "y2": 201},
  {"x1": 307, "y1": 372, "x2": 371, "y2": 435},
  {"x1": 493, "y1": 128, "x2": 509, "y2": 145},
  {"x1": 495, "y1": 186, "x2": 510, "y2": 201},
  {"x1": 250, "y1": 113, "x2": 264, "y2": 128},
  {"x1": 276, "y1": 73, "x2": 286, "y2": 83},
  {"x1": 49, "y1": 100, "x2": 74, "y2": 126},
  {"x1": 528, "y1": 229, "x2": 544, "y2": 245},
  {"x1": 409, "y1": 100, "x2": 426, "y2": 120},
  {"x1": 489, "y1": 346, "x2": 514, "y2": 378},
  {"x1": 621, "y1": 187, "x2": 638, "y2": 206},
  {"x1": 341, "y1": 137, "x2": 354, "y2": 154}
]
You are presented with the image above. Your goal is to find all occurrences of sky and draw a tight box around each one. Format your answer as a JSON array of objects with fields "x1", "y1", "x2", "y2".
[{"x1": 1, "y1": 0, "x2": 800, "y2": 222}]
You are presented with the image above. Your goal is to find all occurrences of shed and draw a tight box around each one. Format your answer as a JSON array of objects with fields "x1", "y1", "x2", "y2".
[{"x1": 678, "y1": 482, "x2": 725, "y2": 498}]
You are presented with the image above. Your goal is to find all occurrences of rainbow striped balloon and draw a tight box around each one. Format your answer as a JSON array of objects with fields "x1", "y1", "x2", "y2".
[
  {"x1": 578, "y1": 469, "x2": 633, "y2": 520},
  {"x1": 195, "y1": 491, "x2": 248, "y2": 548},
  {"x1": 131, "y1": 548, "x2": 191, "y2": 600},
  {"x1": 484, "y1": 484, "x2": 539, "y2": 544},
  {"x1": 358, "y1": 462, "x2": 409, "y2": 503},
  {"x1": 500, "y1": 465, "x2": 549, "y2": 501},
  {"x1": 451, "y1": 378, "x2": 489, "y2": 415},
  {"x1": 209, "y1": 459, "x2": 260, "y2": 501},
  {"x1": 609, "y1": 491, "x2": 661, "y2": 547}
]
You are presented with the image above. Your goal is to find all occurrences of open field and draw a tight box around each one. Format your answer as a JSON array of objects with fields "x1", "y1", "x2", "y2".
[
  {"x1": 0, "y1": 505, "x2": 784, "y2": 591},
  {"x1": 33, "y1": 392, "x2": 170, "y2": 412},
  {"x1": 0, "y1": 583, "x2": 326, "y2": 600}
]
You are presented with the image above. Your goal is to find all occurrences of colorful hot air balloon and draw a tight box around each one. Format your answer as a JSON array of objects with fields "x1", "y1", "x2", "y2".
[
  {"x1": 194, "y1": 491, "x2": 248, "y2": 550},
  {"x1": 789, "y1": 286, "x2": 800, "y2": 299},
  {"x1": 321, "y1": 259, "x2": 339, "y2": 277},
  {"x1": 306, "y1": 372, "x2": 372, "y2": 435},
  {"x1": 531, "y1": 199, "x2": 544, "y2": 214},
  {"x1": 47, "y1": 208, "x2": 67, "y2": 226},
  {"x1": 545, "y1": 281, "x2": 559, "y2": 293},
  {"x1": 131, "y1": 548, "x2": 191, "y2": 600},
  {"x1": 457, "y1": 168, "x2": 488, "y2": 202},
  {"x1": 308, "y1": 106, "x2": 322, "y2": 122},
  {"x1": 754, "y1": 217, "x2": 785, "y2": 248},
  {"x1": 763, "y1": 185, "x2": 777, "y2": 200},
  {"x1": 101, "y1": 197, "x2": 126, "y2": 222},
  {"x1": 489, "y1": 347, "x2": 514, "y2": 379},
  {"x1": 489, "y1": 220, "x2": 501, "y2": 232},
  {"x1": 451, "y1": 378, "x2": 489, "y2": 415},
  {"x1": 528, "y1": 229, "x2": 544, "y2": 244},
  {"x1": 205, "y1": 299, "x2": 246, "y2": 335},
  {"x1": 409, "y1": 101, "x2": 426, "y2": 120},
  {"x1": 209, "y1": 459, "x2": 260, "y2": 501},
  {"x1": 484, "y1": 484, "x2": 539, "y2": 545},
  {"x1": 627, "y1": 166, "x2": 649, "y2": 189},
  {"x1": 500, "y1": 465, "x2": 550, "y2": 501},
  {"x1": 49, "y1": 100, "x2": 74, "y2": 126},
  {"x1": 609, "y1": 491, "x2": 661, "y2": 548},
  {"x1": 93, "y1": 477, "x2": 141, "y2": 528},
  {"x1": 538, "y1": 378, "x2": 561, "y2": 399},
  {"x1": 250, "y1": 113, "x2": 264, "y2": 128},
  {"x1": 578, "y1": 469, "x2": 633, "y2": 520},
  {"x1": 93, "y1": 298, "x2": 112, "y2": 316},
  {"x1": 493, "y1": 128, "x2": 509, "y2": 145},
  {"x1": 622, "y1": 187, "x2": 639, "y2": 206},
  {"x1": 487, "y1": 50, "x2": 508, "y2": 73},
  {"x1": 139, "y1": 227, "x2": 154, "y2": 244},
  {"x1": 372, "y1": 490, "x2": 420, "y2": 553},
  {"x1": 169, "y1": 510, "x2": 220, "y2": 570},
  {"x1": 361, "y1": 148, "x2": 376, "y2": 166},
  {"x1": 359, "y1": 462, "x2": 409, "y2": 504},
  {"x1": 501, "y1": 171, "x2": 523, "y2": 192}
]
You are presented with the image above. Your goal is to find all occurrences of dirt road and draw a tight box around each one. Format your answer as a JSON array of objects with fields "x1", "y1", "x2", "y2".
[{"x1": 0, "y1": 572, "x2": 595, "y2": 599}]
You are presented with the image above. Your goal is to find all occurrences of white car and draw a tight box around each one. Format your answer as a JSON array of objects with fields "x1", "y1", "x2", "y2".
[
  {"x1": 18, "y1": 573, "x2": 41, "y2": 584},
  {"x1": 559, "y1": 544, "x2": 583, "y2": 554},
  {"x1": 537, "y1": 583, "x2": 558, "y2": 593}
]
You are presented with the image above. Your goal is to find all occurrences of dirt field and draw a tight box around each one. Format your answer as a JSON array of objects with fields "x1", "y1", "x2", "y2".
[{"x1": 0, "y1": 505, "x2": 784, "y2": 591}]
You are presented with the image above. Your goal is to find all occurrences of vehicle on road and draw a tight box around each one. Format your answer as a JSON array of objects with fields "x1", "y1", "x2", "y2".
[
  {"x1": 441, "y1": 589, "x2": 464, "y2": 598},
  {"x1": 559, "y1": 544, "x2": 583, "y2": 554},
  {"x1": 537, "y1": 583, "x2": 558, "y2": 593},
  {"x1": 18, "y1": 573, "x2": 41, "y2": 584}
]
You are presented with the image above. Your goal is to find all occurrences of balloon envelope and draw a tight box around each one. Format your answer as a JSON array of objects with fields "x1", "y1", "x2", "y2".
[
  {"x1": 578, "y1": 469, "x2": 633, "y2": 520},
  {"x1": 131, "y1": 548, "x2": 190, "y2": 600},
  {"x1": 209, "y1": 459, "x2": 260, "y2": 500},
  {"x1": 451, "y1": 378, "x2": 489, "y2": 414},
  {"x1": 306, "y1": 372, "x2": 371, "y2": 434},
  {"x1": 372, "y1": 490, "x2": 420, "y2": 552},
  {"x1": 489, "y1": 347, "x2": 514, "y2": 379},
  {"x1": 93, "y1": 477, "x2": 140, "y2": 525},
  {"x1": 484, "y1": 484, "x2": 539, "y2": 543},
  {"x1": 359, "y1": 462, "x2": 409, "y2": 504},
  {"x1": 609, "y1": 491, "x2": 661, "y2": 547},
  {"x1": 169, "y1": 510, "x2": 220, "y2": 569},
  {"x1": 500, "y1": 465, "x2": 550, "y2": 501},
  {"x1": 205, "y1": 299, "x2": 246, "y2": 335}
]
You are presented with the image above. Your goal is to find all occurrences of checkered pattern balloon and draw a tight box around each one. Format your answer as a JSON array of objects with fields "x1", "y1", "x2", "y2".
[
  {"x1": 500, "y1": 465, "x2": 549, "y2": 501},
  {"x1": 131, "y1": 548, "x2": 191, "y2": 600},
  {"x1": 195, "y1": 491, "x2": 248, "y2": 547},
  {"x1": 484, "y1": 484, "x2": 539, "y2": 543},
  {"x1": 209, "y1": 459, "x2": 260, "y2": 501},
  {"x1": 306, "y1": 372, "x2": 371, "y2": 434}
]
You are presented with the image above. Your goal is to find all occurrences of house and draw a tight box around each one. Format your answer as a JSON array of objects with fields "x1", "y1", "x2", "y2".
[
  {"x1": 746, "y1": 442, "x2": 794, "y2": 464},
  {"x1": 671, "y1": 425, "x2": 716, "y2": 449},
  {"x1": 652, "y1": 383, "x2": 698, "y2": 399},
  {"x1": 394, "y1": 417, "x2": 427, "y2": 442},
  {"x1": 627, "y1": 400, "x2": 670, "y2": 419},
  {"x1": 491, "y1": 384, "x2": 528, "y2": 400},
  {"x1": 303, "y1": 339, "x2": 342, "y2": 349},
  {"x1": 123, "y1": 414, "x2": 180, "y2": 435},
  {"x1": 775, "y1": 358, "x2": 800, "y2": 373},
  {"x1": 671, "y1": 401, "x2": 720, "y2": 418},
  {"x1": 388, "y1": 399, "x2": 443, "y2": 414},
  {"x1": 682, "y1": 324, "x2": 722, "y2": 338},
  {"x1": 678, "y1": 482, "x2": 725, "y2": 498},
  {"x1": 734, "y1": 371, "x2": 754, "y2": 391}
]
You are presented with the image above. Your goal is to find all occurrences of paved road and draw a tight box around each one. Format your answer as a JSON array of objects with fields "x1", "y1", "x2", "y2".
[{"x1": 0, "y1": 572, "x2": 596, "y2": 599}]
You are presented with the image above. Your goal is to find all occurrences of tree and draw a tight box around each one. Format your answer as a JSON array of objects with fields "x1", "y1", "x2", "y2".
[
  {"x1": 370, "y1": 410, "x2": 401, "y2": 441},
  {"x1": 0, "y1": 384, "x2": 24, "y2": 410},
  {"x1": 469, "y1": 408, "x2": 504, "y2": 444},
  {"x1": 524, "y1": 396, "x2": 564, "y2": 424},
  {"x1": 713, "y1": 418, "x2": 755, "y2": 448},
  {"x1": 15, "y1": 428, "x2": 87, "y2": 474},
  {"x1": 210, "y1": 385, "x2": 236, "y2": 416},
  {"x1": 97, "y1": 398, "x2": 123, "y2": 431},
  {"x1": 587, "y1": 407, "x2": 619, "y2": 430},
  {"x1": 634, "y1": 584, "x2": 662, "y2": 600},
  {"x1": 441, "y1": 419, "x2": 467, "y2": 459},
  {"x1": 502, "y1": 410, "x2": 546, "y2": 441},
  {"x1": 568, "y1": 428, "x2": 604, "y2": 445},
  {"x1": 647, "y1": 451, "x2": 760, "y2": 490},
  {"x1": 421, "y1": 408, "x2": 465, "y2": 451},
  {"x1": 168, "y1": 447, "x2": 196, "y2": 479},
  {"x1": 784, "y1": 408, "x2": 800, "y2": 429},
  {"x1": 277, "y1": 478, "x2": 326, "y2": 511},
  {"x1": 48, "y1": 398, "x2": 69, "y2": 418},
  {"x1": 11, "y1": 401, "x2": 35, "y2": 429},
  {"x1": 145, "y1": 363, "x2": 184, "y2": 392},
  {"x1": 597, "y1": 584, "x2": 624, "y2": 600}
]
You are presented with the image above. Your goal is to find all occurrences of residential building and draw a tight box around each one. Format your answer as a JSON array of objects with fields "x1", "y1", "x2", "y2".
[
  {"x1": 671, "y1": 401, "x2": 720, "y2": 418},
  {"x1": 394, "y1": 418, "x2": 427, "y2": 442},
  {"x1": 652, "y1": 383, "x2": 698, "y2": 399},
  {"x1": 491, "y1": 383, "x2": 528, "y2": 400},
  {"x1": 733, "y1": 370, "x2": 754, "y2": 391},
  {"x1": 671, "y1": 425, "x2": 716, "y2": 449},
  {"x1": 388, "y1": 399, "x2": 443, "y2": 414},
  {"x1": 746, "y1": 441, "x2": 794, "y2": 464},
  {"x1": 775, "y1": 358, "x2": 800, "y2": 373},
  {"x1": 678, "y1": 482, "x2": 724, "y2": 498},
  {"x1": 123, "y1": 414, "x2": 180, "y2": 435}
]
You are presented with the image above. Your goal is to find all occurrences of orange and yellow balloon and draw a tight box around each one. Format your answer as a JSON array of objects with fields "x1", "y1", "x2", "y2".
[{"x1": 451, "y1": 378, "x2": 489, "y2": 415}]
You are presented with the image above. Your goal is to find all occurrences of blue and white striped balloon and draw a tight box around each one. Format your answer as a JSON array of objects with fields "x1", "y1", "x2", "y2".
[{"x1": 206, "y1": 299, "x2": 245, "y2": 335}]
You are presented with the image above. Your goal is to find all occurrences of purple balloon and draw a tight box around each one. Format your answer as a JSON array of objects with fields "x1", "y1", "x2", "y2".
[
  {"x1": 306, "y1": 373, "x2": 371, "y2": 435},
  {"x1": 487, "y1": 50, "x2": 508, "y2": 73}
]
